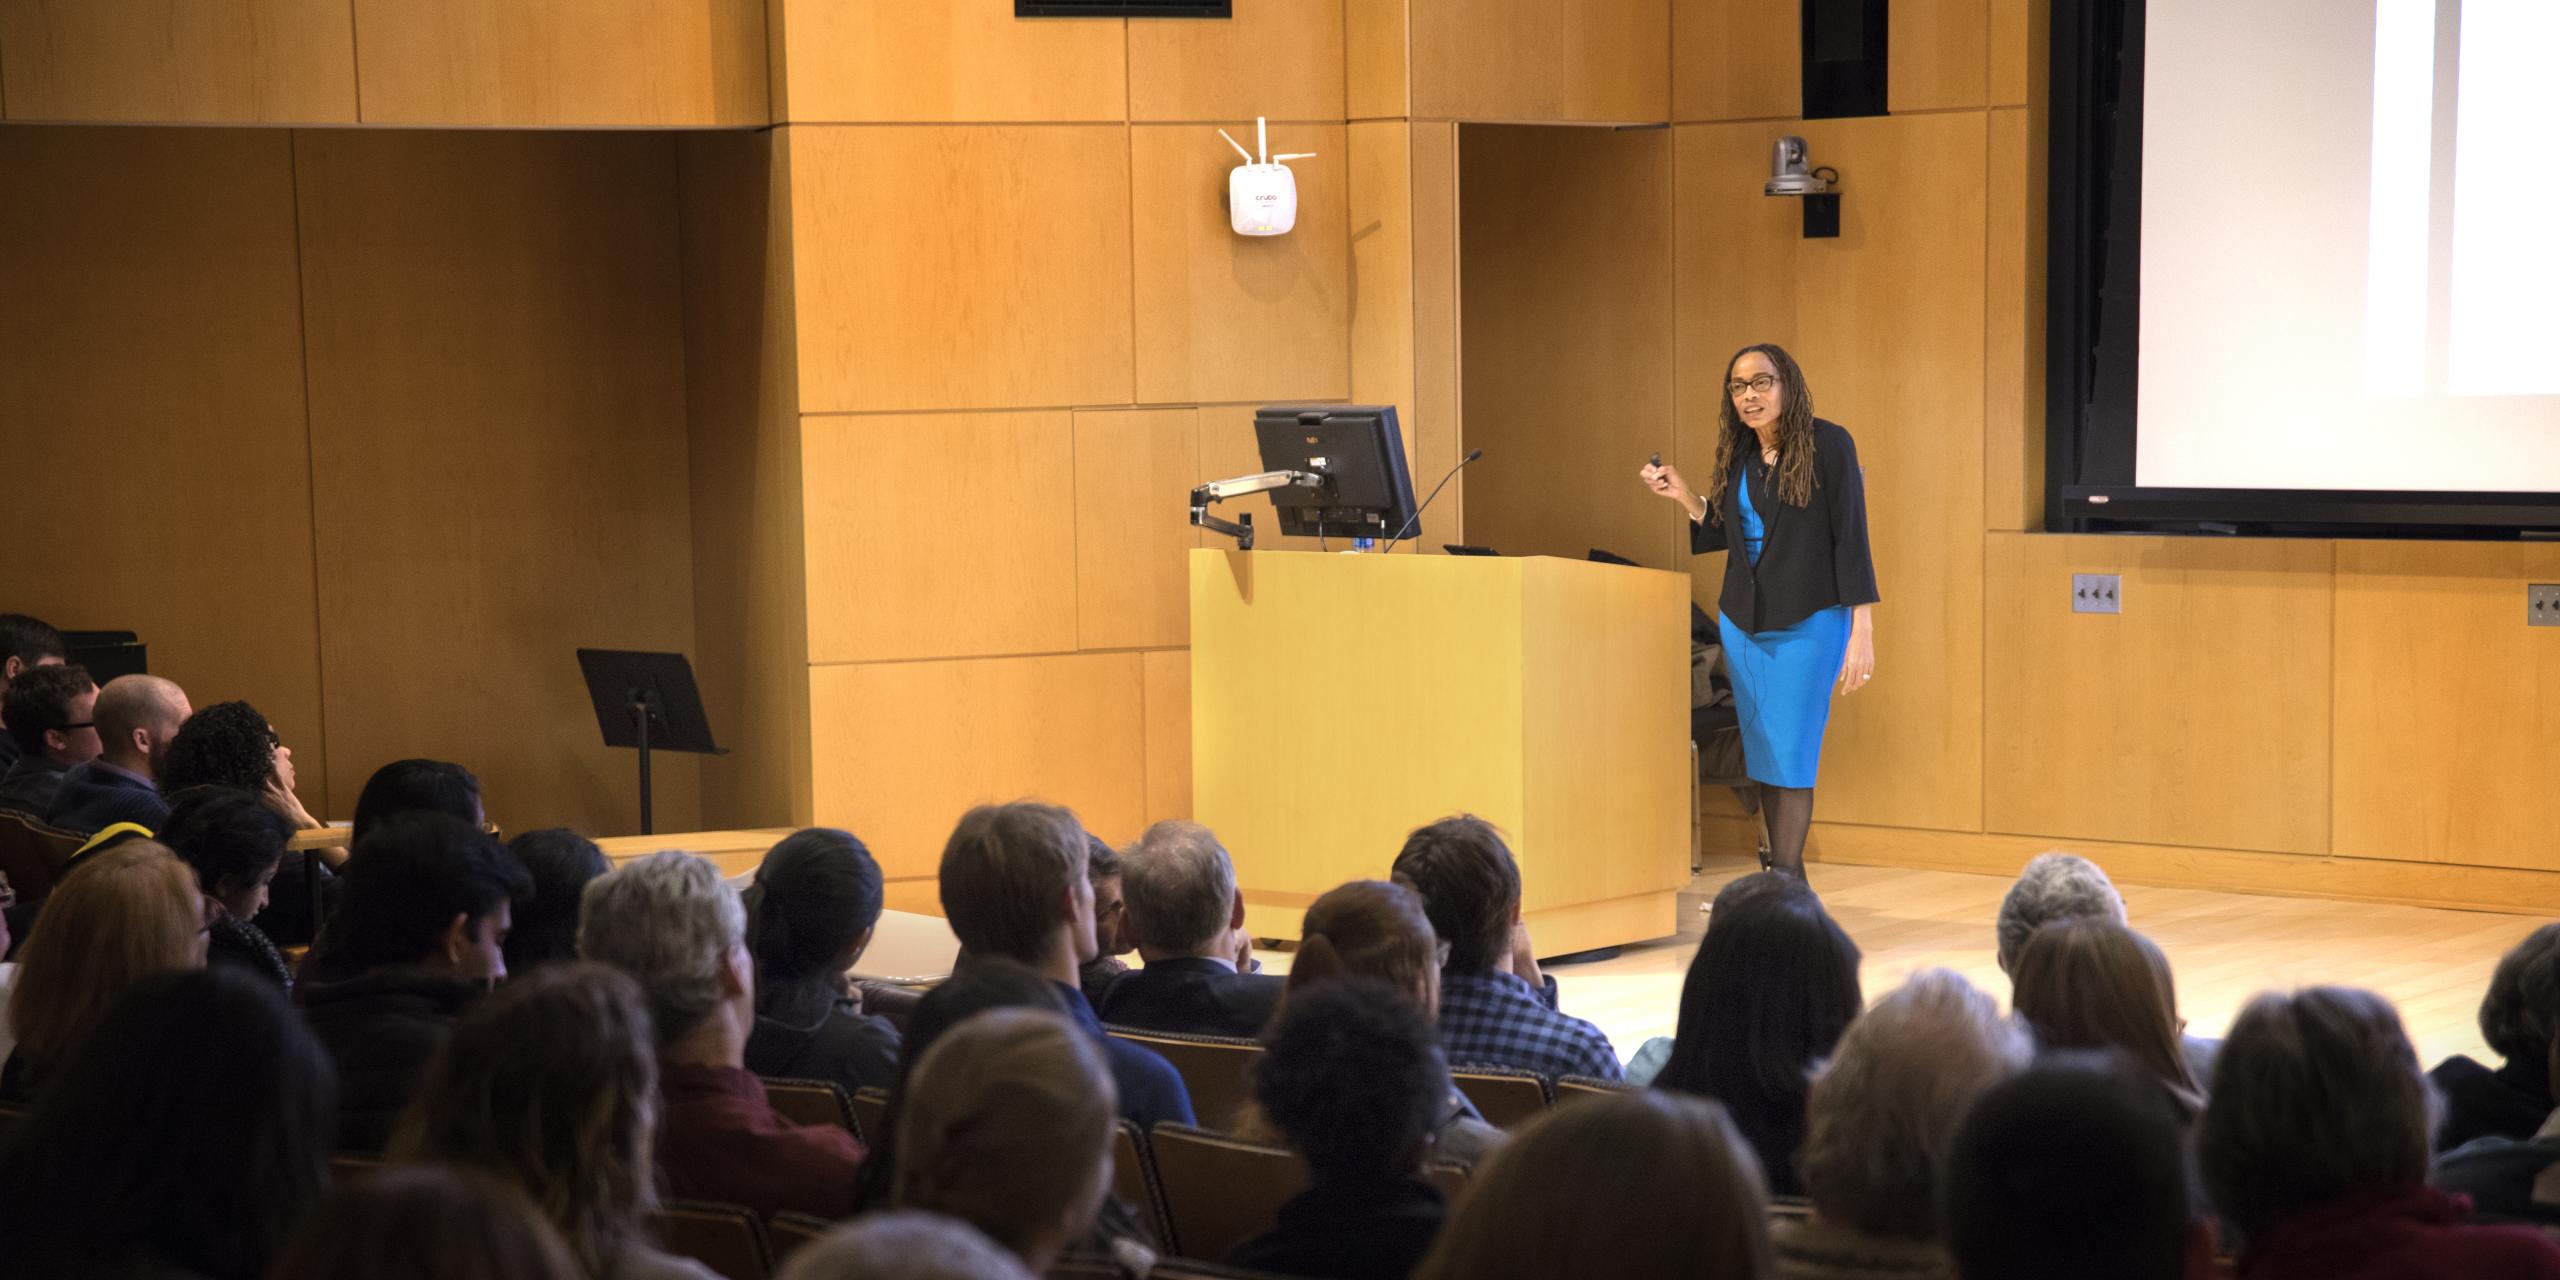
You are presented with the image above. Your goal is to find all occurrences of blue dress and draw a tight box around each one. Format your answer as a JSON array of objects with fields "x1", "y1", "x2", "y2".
[{"x1": 1715, "y1": 471, "x2": 1852, "y2": 788}]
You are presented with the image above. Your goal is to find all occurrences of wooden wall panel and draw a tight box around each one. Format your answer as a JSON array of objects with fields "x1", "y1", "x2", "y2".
[
  {"x1": 789, "y1": 125, "x2": 1134, "y2": 413},
  {"x1": 680, "y1": 131, "x2": 812, "y2": 831},
  {"x1": 296, "y1": 130, "x2": 700, "y2": 837},
  {"x1": 1130, "y1": 6, "x2": 1344, "y2": 122},
  {"x1": 1671, "y1": 0, "x2": 1797, "y2": 123},
  {"x1": 2334, "y1": 543, "x2": 2560, "y2": 871},
  {"x1": 1988, "y1": 0, "x2": 2046, "y2": 109},
  {"x1": 1131, "y1": 122, "x2": 1351, "y2": 405},
  {"x1": 1675, "y1": 114, "x2": 1987, "y2": 832},
  {"x1": 803, "y1": 411, "x2": 1079, "y2": 664},
  {"x1": 0, "y1": 126, "x2": 331, "y2": 811},
  {"x1": 1985, "y1": 533, "x2": 2334, "y2": 855},
  {"x1": 1349, "y1": 121, "x2": 1418, "y2": 444},
  {"x1": 1457, "y1": 125, "x2": 1676, "y2": 568},
  {"x1": 0, "y1": 0, "x2": 356, "y2": 123},
  {"x1": 809, "y1": 653, "x2": 1149, "y2": 879},
  {"x1": 1984, "y1": 107, "x2": 2043, "y2": 532},
  {"x1": 1346, "y1": 0, "x2": 1409, "y2": 119},
  {"x1": 1409, "y1": 0, "x2": 1669, "y2": 123},
  {"x1": 1143, "y1": 648, "x2": 1192, "y2": 825},
  {"x1": 1074, "y1": 409, "x2": 1199, "y2": 651},
  {"x1": 352, "y1": 0, "x2": 766, "y2": 126},
  {"x1": 1410, "y1": 122, "x2": 1464, "y2": 541},
  {"x1": 1890, "y1": 0, "x2": 1988, "y2": 113},
  {"x1": 773, "y1": 0, "x2": 1125, "y2": 123}
]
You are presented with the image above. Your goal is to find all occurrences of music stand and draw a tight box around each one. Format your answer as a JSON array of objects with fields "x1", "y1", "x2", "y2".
[{"x1": 576, "y1": 650, "x2": 724, "y2": 835}]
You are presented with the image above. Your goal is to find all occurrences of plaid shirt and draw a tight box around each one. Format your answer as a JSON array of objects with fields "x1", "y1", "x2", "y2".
[{"x1": 1436, "y1": 969, "x2": 1623, "y2": 1082}]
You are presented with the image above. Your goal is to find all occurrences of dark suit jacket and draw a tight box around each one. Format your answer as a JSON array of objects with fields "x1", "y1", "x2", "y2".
[
  {"x1": 1097, "y1": 955, "x2": 1286, "y2": 1039},
  {"x1": 43, "y1": 759, "x2": 169, "y2": 836},
  {"x1": 0, "y1": 754, "x2": 68, "y2": 818},
  {"x1": 1690, "y1": 418, "x2": 1881, "y2": 633}
]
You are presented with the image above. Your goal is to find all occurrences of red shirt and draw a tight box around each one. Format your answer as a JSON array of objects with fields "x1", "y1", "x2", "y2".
[
  {"x1": 2241, "y1": 1185, "x2": 2560, "y2": 1280},
  {"x1": 656, "y1": 1061, "x2": 863, "y2": 1219}
]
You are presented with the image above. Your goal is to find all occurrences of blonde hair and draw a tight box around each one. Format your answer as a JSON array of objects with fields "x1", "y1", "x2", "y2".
[
  {"x1": 892, "y1": 1008, "x2": 1117, "y2": 1262},
  {"x1": 2011, "y1": 918, "x2": 2204, "y2": 1115},
  {"x1": 7, "y1": 842, "x2": 202, "y2": 1077},
  {"x1": 1413, "y1": 1090, "x2": 1773, "y2": 1280}
]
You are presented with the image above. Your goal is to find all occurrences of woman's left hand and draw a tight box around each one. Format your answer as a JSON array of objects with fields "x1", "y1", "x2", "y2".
[{"x1": 1838, "y1": 610, "x2": 1876, "y2": 695}]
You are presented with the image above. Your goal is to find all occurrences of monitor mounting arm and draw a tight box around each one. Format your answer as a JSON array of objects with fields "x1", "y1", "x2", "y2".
[{"x1": 1189, "y1": 469, "x2": 1328, "y2": 550}]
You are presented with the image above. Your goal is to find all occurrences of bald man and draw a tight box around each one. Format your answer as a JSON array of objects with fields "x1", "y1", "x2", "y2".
[{"x1": 44, "y1": 674, "x2": 190, "y2": 836}]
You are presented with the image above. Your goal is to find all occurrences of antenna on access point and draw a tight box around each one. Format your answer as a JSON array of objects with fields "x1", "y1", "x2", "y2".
[{"x1": 1216, "y1": 128, "x2": 1255, "y2": 165}]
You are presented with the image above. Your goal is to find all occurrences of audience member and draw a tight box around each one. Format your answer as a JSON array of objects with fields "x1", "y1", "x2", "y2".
[
  {"x1": 2199, "y1": 986, "x2": 2560, "y2": 1278},
  {"x1": 502, "y1": 827, "x2": 610, "y2": 973},
  {"x1": 777, "y1": 1211, "x2": 1038, "y2": 1280},
  {"x1": 0, "y1": 903, "x2": 16, "y2": 1063},
  {"x1": 0, "y1": 612, "x2": 66, "y2": 771},
  {"x1": 271, "y1": 1165, "x2": 581, "y2": 1280},
  {"x1": 1646, "y1": 872, "x2": 1861, "y2": 1197},
  {"x1": 2430, "y1": 922, "x2": 2560, "y2": 1151},
  {"x1": 2010, "y1": 917, "x2": 2205, "y2": 1117},
  {"x1": 43, "y1": 672, "x2": 188, "y2": 834},
  {"x1": 893, "y1": 1008, "x2": 1120, "y2": 1272},
  {"x1": 1231, "y1": 979, "x2": 1455, "y2": 1280},
  {"x1": 0, "y1": 840, "x2": 206, "y2": 1100},
  {"x1": 161, "y1": 699, "x2": 331, "y2": 944},
  {"x1": 1391, "y1": 815, "x2": 1621, "y2": 1081},
  {"x1": 1778, "y1": 969, "x2": 2030, "y2": 1280},
  {"x1": 938, "y1": 801, "x2": 1195, "y2": 1129},
  {"x1": 1099, "y1": 819, "x2": 1284, "y2": 1038},
  {"x1": 1943, "y1": 1051, "x2": 2216, "y2": 1280},
  {"x1": 739, "y1": 827, "x2": 902, "y2": 1097},
  {"x1": 1997, "y1": 850, "x2": 2219, "y2": 1083},
  {"x1": 391, "y1": 963, "x2": 718, "y2": 1280},
  {"x1": 1412, "y1": 1089, "x2": 1773, "y2": 1280},
  {"x1": 354, "y1": 757, "x2": 488, "y2": 846},
  {"x1": 579, "y1": 849, "x2": 864, "y2": 1219},
  {"x1": 0, "y1": 662, "x2": 98, "y2": 816},
  {"x1": 159, "y1": 787, "x2": 296, "y2": 987},
  {"x1": 297, "y1": 811, "x2": 529, "y2": 1151},
  {"x1": 1079, "y1": 835, "x2": 1136, "y2": 1005},
  {"x1": 0, "y1": 967, "x2": 333, "y2": 1280},
  {"x1": 851, "y1": 957, "x2": 1076, "y2": 1216}
]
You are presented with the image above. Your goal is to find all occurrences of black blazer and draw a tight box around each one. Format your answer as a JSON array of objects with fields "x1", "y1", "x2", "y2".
[
  {"x1": 1096, "y1": 956, "x2": 1286, "y2": 1039},
  {"x1": 1690, "y1": 418, "x2": 1881, "y2": 634}
]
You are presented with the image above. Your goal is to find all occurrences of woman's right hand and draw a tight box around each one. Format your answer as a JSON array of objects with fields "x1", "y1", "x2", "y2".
[{"x1": 1640, "y1": 461, "x2": 1704, "y2": 520}]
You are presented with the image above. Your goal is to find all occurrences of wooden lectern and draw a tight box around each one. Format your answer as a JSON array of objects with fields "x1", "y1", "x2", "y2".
[{"x1": 1190, "y1": 549, "x2": 1691, "y2": 956}]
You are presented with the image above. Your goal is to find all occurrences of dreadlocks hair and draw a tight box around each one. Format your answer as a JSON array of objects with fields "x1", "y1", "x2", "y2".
[{"x1": 1704, "y1": 342, "x2": 1819, "y2": 525}]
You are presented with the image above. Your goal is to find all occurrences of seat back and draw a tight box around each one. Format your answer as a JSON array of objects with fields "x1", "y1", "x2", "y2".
[
  {"x1": 0, "y1": 810, "x2": 84, "y2": 903},
  {"x1": 1551, "y1": 1075, "x2": 1630, "y2": 1108},
  {"x1": 850, "y1": 1086, "x2": 889, "y2": 1149},
  {"x1": 759, "y1": 1076, "x2": 858, "y2": 1141},
  {"x1": 1419, "y1": 1159, "x2": 1469, "y2": 1204},
  {"x1": 652, "y1": 1200, "x2": 773, "y2": 1280},
  {"x1": 1451, "y1": 1067, "x2": 1551, "y2": 1129},
  {"x1": 1105, "y1": 1027, "x2": 1262, "y2": 1132},
  {"x1": 1111, "y1": 1119, "x2": 1172, "y2": 1250},
  {"x1": 1145, "y1": 1123, "x2": 1310, "y2": 1261},
  {"x1": 764, "y1": 1212, "x2": 836, "y2": 1268}
]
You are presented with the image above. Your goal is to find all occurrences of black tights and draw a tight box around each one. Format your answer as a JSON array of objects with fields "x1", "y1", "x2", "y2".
[{"x1": 1757, "y1": 783, "x2": 1815, "y2": 879}]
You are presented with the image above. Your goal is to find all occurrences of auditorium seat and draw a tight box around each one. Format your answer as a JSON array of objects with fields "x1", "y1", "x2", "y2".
[
  {"x1": 850, "y1": 1086, "x2": 889, "y2": 1149},
  {"x1": 1106, "y1": 1026, "x2": 1261, "y2": 1132},
  {"x1": 759, "y1": 1076, "x2": 859, "y2": 1141},
  {"x1": 1145, "y1": 1123, "x2": 1309, "y2": 1260},
  {"x1": 1052, "y1": 1252, "x2": 1291, "y2": 1279},
  {"x1": 1112, "y1": 1119, "x2": 1173, "y2": 1249},
  {"x1": 1552, "y1": 1074, "x2": 1631, "y2": 1107},
  {"x1": 763, "y1": 1211, "x2": 835, "y2": 1267},
  {"x1": 653, "y1": 1200, "x2": 773, "y2": 1280},
  {"x1": 0, "y1": 810, "x2": 86, "y2": 904},
  {"x1": 1451, "y1": 1066, "x2": 1552, "y2": 1129}
]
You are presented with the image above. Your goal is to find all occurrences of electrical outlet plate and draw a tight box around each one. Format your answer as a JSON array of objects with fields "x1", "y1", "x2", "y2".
[
  {"x1": 2531, "y1": 584, "x2": 2560, "y2": 628},
  {"x1": 2072, "y1": 573, "x2": 2122, "y2": 614}
]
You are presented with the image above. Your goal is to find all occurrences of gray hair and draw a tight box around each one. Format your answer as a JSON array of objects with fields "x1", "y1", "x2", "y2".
[
  {"x1": 775, "y1": 1210, "x2": 1036, "y2": 1280},
  {"x1": 1121, "y1": 820, "x2": 1239, "y2": 956},
  {"x1": 577, "y1": 851, "x2": 746, "y2": 1046},
  {"x1": 2198, "y1": 987, "x2": 2438, "y2": 1244},
  {"x1": 1798, "y1": 968, "x2": 2032, "y2": 1238},
  {"x1": 1995, "y1": 853, "x2": 2127, "y2": 973}
]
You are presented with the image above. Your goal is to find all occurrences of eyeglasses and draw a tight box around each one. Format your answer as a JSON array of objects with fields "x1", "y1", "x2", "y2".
[
  {"x1": 59, "y1": 721, "x2": 96, "y2": 732},
  {"x1": 1726, "y1": 373, "x2": 1780, "y2": 397}
]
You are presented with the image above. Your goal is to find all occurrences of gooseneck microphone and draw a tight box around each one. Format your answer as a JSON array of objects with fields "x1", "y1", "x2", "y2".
[{"x1": 1379, "y1": 448, "x2": 1484, "y2": 554}]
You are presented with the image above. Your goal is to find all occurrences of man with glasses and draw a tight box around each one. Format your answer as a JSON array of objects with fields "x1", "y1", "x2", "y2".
[
  {"x1": 0, "y1": 613, "x2": 68, "y2": 773},
  {"x1": 0, "y1": 664, "x2": 101, "y2": 817}
]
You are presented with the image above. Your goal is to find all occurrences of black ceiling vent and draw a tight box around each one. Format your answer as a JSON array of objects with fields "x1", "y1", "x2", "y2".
[{"x1": 1018, "y1": 1, "x2": 1232, "y2": 15}]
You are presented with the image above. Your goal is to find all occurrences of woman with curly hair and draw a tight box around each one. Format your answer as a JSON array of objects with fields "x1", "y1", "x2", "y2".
[{"x1": 160, "y1": 699, "x2": 335, "y2": 944}]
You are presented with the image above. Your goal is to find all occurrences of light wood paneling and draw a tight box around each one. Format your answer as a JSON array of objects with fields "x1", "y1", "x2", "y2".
[
  {"x1": 1458, "y1": 124, "x2": 1675, "y2": 568},
  {"x1": 295, "y1": 130, "x2": 700, "y2": 837},
  {"x1": 1671, "y1": 0, "x2": 1798, "y2": 123},
  {"x1": 0, "y1": 0, "x2": 356, "y2": 123},
  {"x1": 1349, "y1": 121, "x2": 1419, "y2": 465},
  {"x1": 1410, "y1": 122, "x2": 1464, "y2": 540},
  {"x1": 1984, "y1": 107, "x2": 2043, "y2": 532},
  {"x1": 809, "y1": 652, "x2": 1149, "y2": 880},
  {"x1": 803, "y1": 411, "x2": 1079, "y2": 664},
  {"x1": 0, "y1": 126, "x2": 331, "y2": 812},
  {"x1": 789, "y1": 125, "x2": 1134, "y2": 413},
  {"x1": 1143, "y1": 648, "x2": 1191, "y2": 825},
  {"x1": 1074, "y1": 409, "x2": 1200, "y2": 651},
  {"x1": 1130, "y1": 5, "x2": 1344, "y2": 122},
  {"x1": 680, "y1": 131, "x2": 812, "y2": 831},
  {"x1": 1890, "y1": 0, "x2": 1988, "y2": 113},
  {"x1": 1674, "y1": 114, "x2": 1987, "y2": 833},
  {"x1": 1132, "y1": 122, "x2": 1351, "y2": 405},
  {"x1": 1983, "y1": 533, "x2": 2334, "y2": 856},
  {"x1": 2333, "y1": 542, "x2": 2560, "y2": 872},
  {"x1": 352, "y1": 0, "x2": 766, "y2": 126},
  {"x1": 1346, "y1": 0, "x2": 1408, "y2": 119},
  {"x1": 1409, "y1": 0, "x2": 1669, "y2": 123},
  {"x1": 772, "y1": 0, "x2": 1125, "y2": 123},
  {"x1": 1988, "y1": 0, "x2": 2045, "y2": 109}
]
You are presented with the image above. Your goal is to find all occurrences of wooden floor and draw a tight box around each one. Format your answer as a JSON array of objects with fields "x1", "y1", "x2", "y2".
[{"x1": 1521, "y1": 858, "x2": 2545, "y2": 1072}]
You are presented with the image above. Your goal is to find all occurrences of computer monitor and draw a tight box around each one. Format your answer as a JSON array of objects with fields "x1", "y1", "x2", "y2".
[{"x1": 1253, "y1": 405, "x2": 1420, "y2": 541}]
